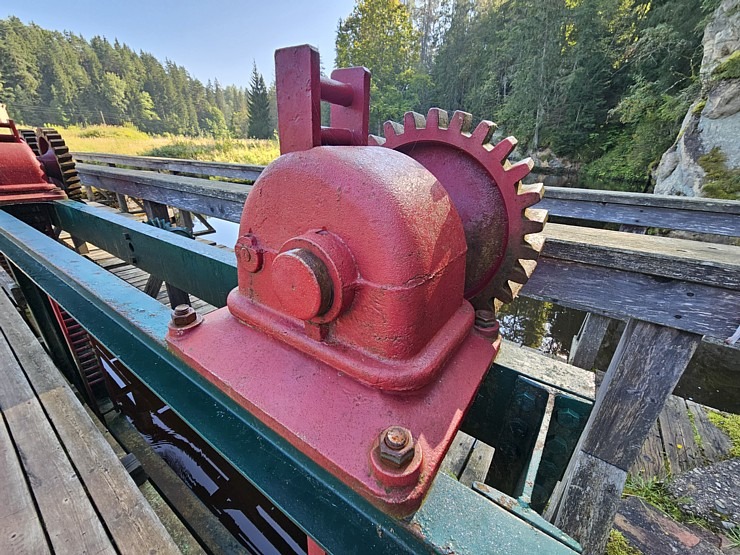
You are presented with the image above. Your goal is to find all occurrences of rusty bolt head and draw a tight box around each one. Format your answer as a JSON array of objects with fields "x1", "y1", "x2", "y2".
[
  {"x1": 171, "y1": 305, "x2": 197, "y2": 327},
  {"x1": 378, "y1": 426, "x2": 415, "y2": 469},
  {"x1": 557, "y1": 407, "x2": 582, "y2": 430}
]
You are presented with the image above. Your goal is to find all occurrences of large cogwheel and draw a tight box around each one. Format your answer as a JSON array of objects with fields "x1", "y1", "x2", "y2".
[
  {"x1": 370, "y1": 108, "x2": 547, "y2": 310},
  {"x1": 36, "y1": 127, "x2": 83, "y2": 201}
]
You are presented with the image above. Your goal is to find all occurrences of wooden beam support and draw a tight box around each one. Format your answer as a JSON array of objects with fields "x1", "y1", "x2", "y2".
[
  {"x1": 550, "y1": 320, "x2": 701, "y2": 554},
  {"x1": 569, "y1": 313, "x2": 611, "y2": 370}
]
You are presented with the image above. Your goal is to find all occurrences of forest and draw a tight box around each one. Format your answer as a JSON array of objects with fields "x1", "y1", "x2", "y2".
[{"x1": 0, "y1": 0, "x2": 724, "y2": 185}]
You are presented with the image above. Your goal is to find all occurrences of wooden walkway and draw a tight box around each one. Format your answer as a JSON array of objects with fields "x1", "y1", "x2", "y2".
[{"x1": 0, "y1": 279, "x2": 179, "y2": 554}]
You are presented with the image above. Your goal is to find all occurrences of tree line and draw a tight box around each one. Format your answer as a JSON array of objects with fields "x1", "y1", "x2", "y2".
[
  {"x1": 338, "y1": 0, "x2": 721, "y2": 184},
  {"x1": 0, "y1": 17, "x2": 274, "y2": 138}
]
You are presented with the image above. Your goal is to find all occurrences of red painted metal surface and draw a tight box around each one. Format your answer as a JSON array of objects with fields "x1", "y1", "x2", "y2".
[
  {"x1": 0, "y1": 117, "x2": 67, "y2": 205},
  {"x1": 167, "y1": 45, "x2": 513, "y2": 515},
  {"x1": 373, "y1": 110, "x2": 547, "y2": 308}
]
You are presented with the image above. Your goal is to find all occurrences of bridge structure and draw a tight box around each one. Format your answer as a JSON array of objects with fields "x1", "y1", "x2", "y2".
[{"x1": 0, "y1": 142, "x2": 738, "y2": 554}]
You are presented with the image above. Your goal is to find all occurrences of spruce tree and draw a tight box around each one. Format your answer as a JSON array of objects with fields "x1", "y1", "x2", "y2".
[{"x1": 247, "y1": 63, "x2": 273, "y2": 139}]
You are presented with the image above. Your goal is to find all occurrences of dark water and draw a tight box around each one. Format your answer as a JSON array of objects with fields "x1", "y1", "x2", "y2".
[{"x1": 99, "y1": 352, "x2": 308, "y2": 555}]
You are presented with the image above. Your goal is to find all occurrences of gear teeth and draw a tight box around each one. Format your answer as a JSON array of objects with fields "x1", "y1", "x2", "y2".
[
  {"x1": 509, "y1": 260, "x2": 531, "y2": 284},
  {"x1": 506, "y1": 158, "x2": 534, "y2": 184},
  {"x1": 368, "y1": 135, "x2": 386, "y2": 146},
  {"x1": 449, "y1": 111, "x2": 473, "y2": 134},
  {"x1": 516, "y1": 183, "x2": 545, "y2": 210},
  {"x1": 384, "y1": 121, "x2": 404, "y2": 138},
  {"x1": 490, "y1": 136, "x2": 518, "y2": 164},
  {"x1": 471, "y1": 120, "x2": 497, "y2": 145},
  {"x1": 426, "y1": 108, "x2": 449, "y2": 129},
  {"x1": 519, "y1": 235, "x2": 545, "y2": 260},
  {"x1": 496, "y1": 281, "x2": 515, "y2": 304},
  {"x1": 404, "y1": 111, "x2": 426, "y2": 130}
]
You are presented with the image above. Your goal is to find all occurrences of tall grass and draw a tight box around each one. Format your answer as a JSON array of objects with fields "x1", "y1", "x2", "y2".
[{"x1": 51, "y1": 124, "x2": 279, "y2": 165}]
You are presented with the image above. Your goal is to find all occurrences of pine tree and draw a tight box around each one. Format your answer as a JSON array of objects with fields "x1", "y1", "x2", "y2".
[{"x1": 247, "y1": 63, "x2": 273, "y2": 139}]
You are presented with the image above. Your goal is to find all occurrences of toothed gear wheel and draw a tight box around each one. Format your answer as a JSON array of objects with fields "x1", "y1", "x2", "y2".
[
  {"x1": 371, "y1": 108, "x2": 547, "y2": 310},
  {"x1": 36, "y1": 127, "x2": 83, "y2": 201},
  {"x1": 20, "y1": 129, "x2": 41, "y2": 156}
]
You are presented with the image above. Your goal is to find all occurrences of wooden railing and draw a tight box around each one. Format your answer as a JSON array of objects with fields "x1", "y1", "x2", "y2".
[{"x1": 73, "y1": 151, "x2": 740, "y2": 554}]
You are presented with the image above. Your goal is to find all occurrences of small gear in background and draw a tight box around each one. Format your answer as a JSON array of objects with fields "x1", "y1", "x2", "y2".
[
  {"x1": 371, "y1": 108, "x2": 547, "y2": 310},
  {"x1": 35, "y1": 127, "x2": 83, "y2": 201}
]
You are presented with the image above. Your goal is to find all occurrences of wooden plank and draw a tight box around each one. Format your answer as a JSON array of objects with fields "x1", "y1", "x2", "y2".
[
  {"x1": 0, "y1": 412, "x2": 50, "y2": 555},
  {"x1": 0, "y1": 332, "x2": 115, "y2": 554},
  {"x1": 543, "y1": 223, "x2": 740, "y2": 290},
  {"x1": 74, "y1": 152, "x2": 264, "y2": 181},
  {"x1": 439, "y1": 431, "x2": 476, "y2": 479},
  {"x1": 522, "y1": 258, "x2": 740, "y2": 340},
  {"x1": 550, "y1": 321, "x2": 701, "y2": 553},
  {"x1": 496, "y1": 339, "x2": 596, "y2": 400},
  {"x1": 0, "y1": 292, "x2": 179, "y2": 554},
  {"x1": 458, "y1": 440, "x2": 495, "y2": 488},
  {"x1": 686, "y1": 401, "x2": 732, "y2": 463},
  {"x1": 657, "y1": 397, "x2": 701, "y2": 475},
  {"x1": 77, "y1": 163, "x2": 249, "y2": 223},
  {"x1": 552, "y1": 451, "x2": 627, "y2": 555},
  {"x1": 568, "y1": 313, "x2": 610, "y2": 370},
  {"x1": 629, "y1": 420, "x2": 666, "y2": 479}
]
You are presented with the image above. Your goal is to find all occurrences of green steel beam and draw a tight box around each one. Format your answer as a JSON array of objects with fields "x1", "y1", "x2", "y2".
[
  {"x1": 50, "y1": 200, "x2": 237, "y2": 307},
  {"x1": 0, "y1": 209, "x2": 578, "y2": 554}
]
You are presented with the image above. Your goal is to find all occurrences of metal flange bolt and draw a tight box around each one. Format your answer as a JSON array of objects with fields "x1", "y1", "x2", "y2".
[
  {"x1": 557, "y1": 407, "x2": 582, "y2": 430},
  {"x1": 171, "y1": 305, "x2": 197, "y2": 326},
  {"x1": 379, "y1": 426, "x2": 415, "y2": 469},
  {"x1": 474, "y1": 309, "x2": 500, "y2": 338}
]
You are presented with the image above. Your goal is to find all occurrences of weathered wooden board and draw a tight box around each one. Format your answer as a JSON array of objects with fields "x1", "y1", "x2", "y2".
[
  {"x1": 440, "y1": 431, "x2": 477, "y2": 480},
  {"x1": 74, "y1": 152, "x2": 264, "y2": 181},
  {"x1": 628, "y1": 420, "x2": 666, "y2": 479},
  {"x1": 657, "y1": 397, "x2": 701, "y2": 475},
  {"x1": 686, "y1": 401, "x2": 732, "y2": 463},
  {"x1": 552, "y1": 451, "x2": 628, "y2": 555},
  {"x1": 568, "y1": 313, "x2": 611, "y2": 370},
  {"x1": 0, "y1": 291, "x2": 179, "y2": 555},
  {"x1": 0, "y1": 328, "x2": 115, "y2": 554},
  {"x1": 77, "y1": 163, "x2": 249, "y2": 223},
  {"x1": 543, "y1": 223, "x2": 740, "y2": 290},
  {"x1": 0, "y1": 411, "x2": 49, "y2": 555},
  {"x1": 458, "y1": 440, "x2": 496, "y2": 488},
  {"x1": 538, "y1": 187, "x2": 740, "y2": 237},
  {"x1": 496, "y1": 339, "x2": 596, "y2": 400},
  {"x1": 522, "y1": 258, "x2": 740, "y2": 340}
]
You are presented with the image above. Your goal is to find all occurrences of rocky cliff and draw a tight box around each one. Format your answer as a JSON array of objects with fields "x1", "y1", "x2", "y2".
[{"x1": 653, "y1": 0, "x2": 740, "y2": 197}]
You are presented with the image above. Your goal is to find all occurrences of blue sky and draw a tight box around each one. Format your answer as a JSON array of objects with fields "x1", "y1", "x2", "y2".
[{"x1": 1, "y1": 0, "x2": 356, "y2": 87}]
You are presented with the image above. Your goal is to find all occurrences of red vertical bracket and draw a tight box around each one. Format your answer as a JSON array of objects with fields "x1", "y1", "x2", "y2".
[
  {"x1": 275, "y1": 45, "x2": 321, "y2": 154},
  {"x1": 327, "y1": 67, "x2": 370, "y2": 146},
  {"x1": 275, "y1": 44, "x2": 371, "y2": 153}
]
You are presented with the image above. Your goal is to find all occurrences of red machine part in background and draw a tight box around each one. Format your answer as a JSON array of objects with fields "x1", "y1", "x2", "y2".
[
  {"x1": 167, "y1": 45, "x2": 545, "y2": 515},
  {"x1": 0, "y1": 114, "x2": 67, "y2": 205}
]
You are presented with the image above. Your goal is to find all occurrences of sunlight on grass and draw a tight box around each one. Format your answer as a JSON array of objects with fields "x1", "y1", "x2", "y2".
[{"x1": 50, "y1": 124, "x2": 279, "y2": 166}]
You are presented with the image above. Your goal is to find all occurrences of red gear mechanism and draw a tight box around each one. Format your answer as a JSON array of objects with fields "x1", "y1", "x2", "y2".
[{"x1": 370, "y1": 108, "x2": 547, "y2": 309}]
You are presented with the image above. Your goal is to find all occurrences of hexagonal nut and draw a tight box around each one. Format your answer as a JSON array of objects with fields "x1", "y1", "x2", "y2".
[
  {"x1": 378, "y1": 426, "x2": 415, "y2": 469},
  {"x1": 516, "y1": 390, "x2": 537, "y2": 413},
  {"x1": 557, "y1": 407, "x2": 582, "y2": 430},
  {"x1": 474, "y1": 309, "x2": 498, "y2": 328},
  {"x1": 171, "y1": 305, "x2": 197, "y2": 327}
]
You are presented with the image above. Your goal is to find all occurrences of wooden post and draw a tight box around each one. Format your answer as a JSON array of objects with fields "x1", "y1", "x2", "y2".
[
  {"x1": 116, "y1": 193, "x2": 129, "y2": 213},
  {"x1": 143, "y1": 200, "x2": 169, "y2": 222},
  {"x1": 549, "y1": 319, "x2": 701, "y2": 554},
  {"x1": 569, "y1": 313, "x2": 611, "y2": 370}
]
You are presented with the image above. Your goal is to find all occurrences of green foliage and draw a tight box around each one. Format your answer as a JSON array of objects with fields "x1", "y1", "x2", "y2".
[
  {"x1": 144, "y1": 137, "x2": 279, "y2": 166},
  {"x1": 336, "y1": 0, "x2": 424, "y2": 132},
  {"x1": 698, "y1": 148, "x2": 740, "y2": 200},
  {"x1": 712, "y1": 51, "x2": 740, "y2": 80},
  {"x1": 727, "y1": 526, "x2": 740, "y2": 548},
  {"x1": 246, "y1": 64, "x2": 273, "y2": 139},
  {"x1": 706, "y1": 410, "x2": 740, "y2": 457},
  {"x1": 606, "y1": 530, "x2": 642, "y2": 555},
  {"x1": 0, "y1": 17, "x2": 251, "y2": 138}
]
